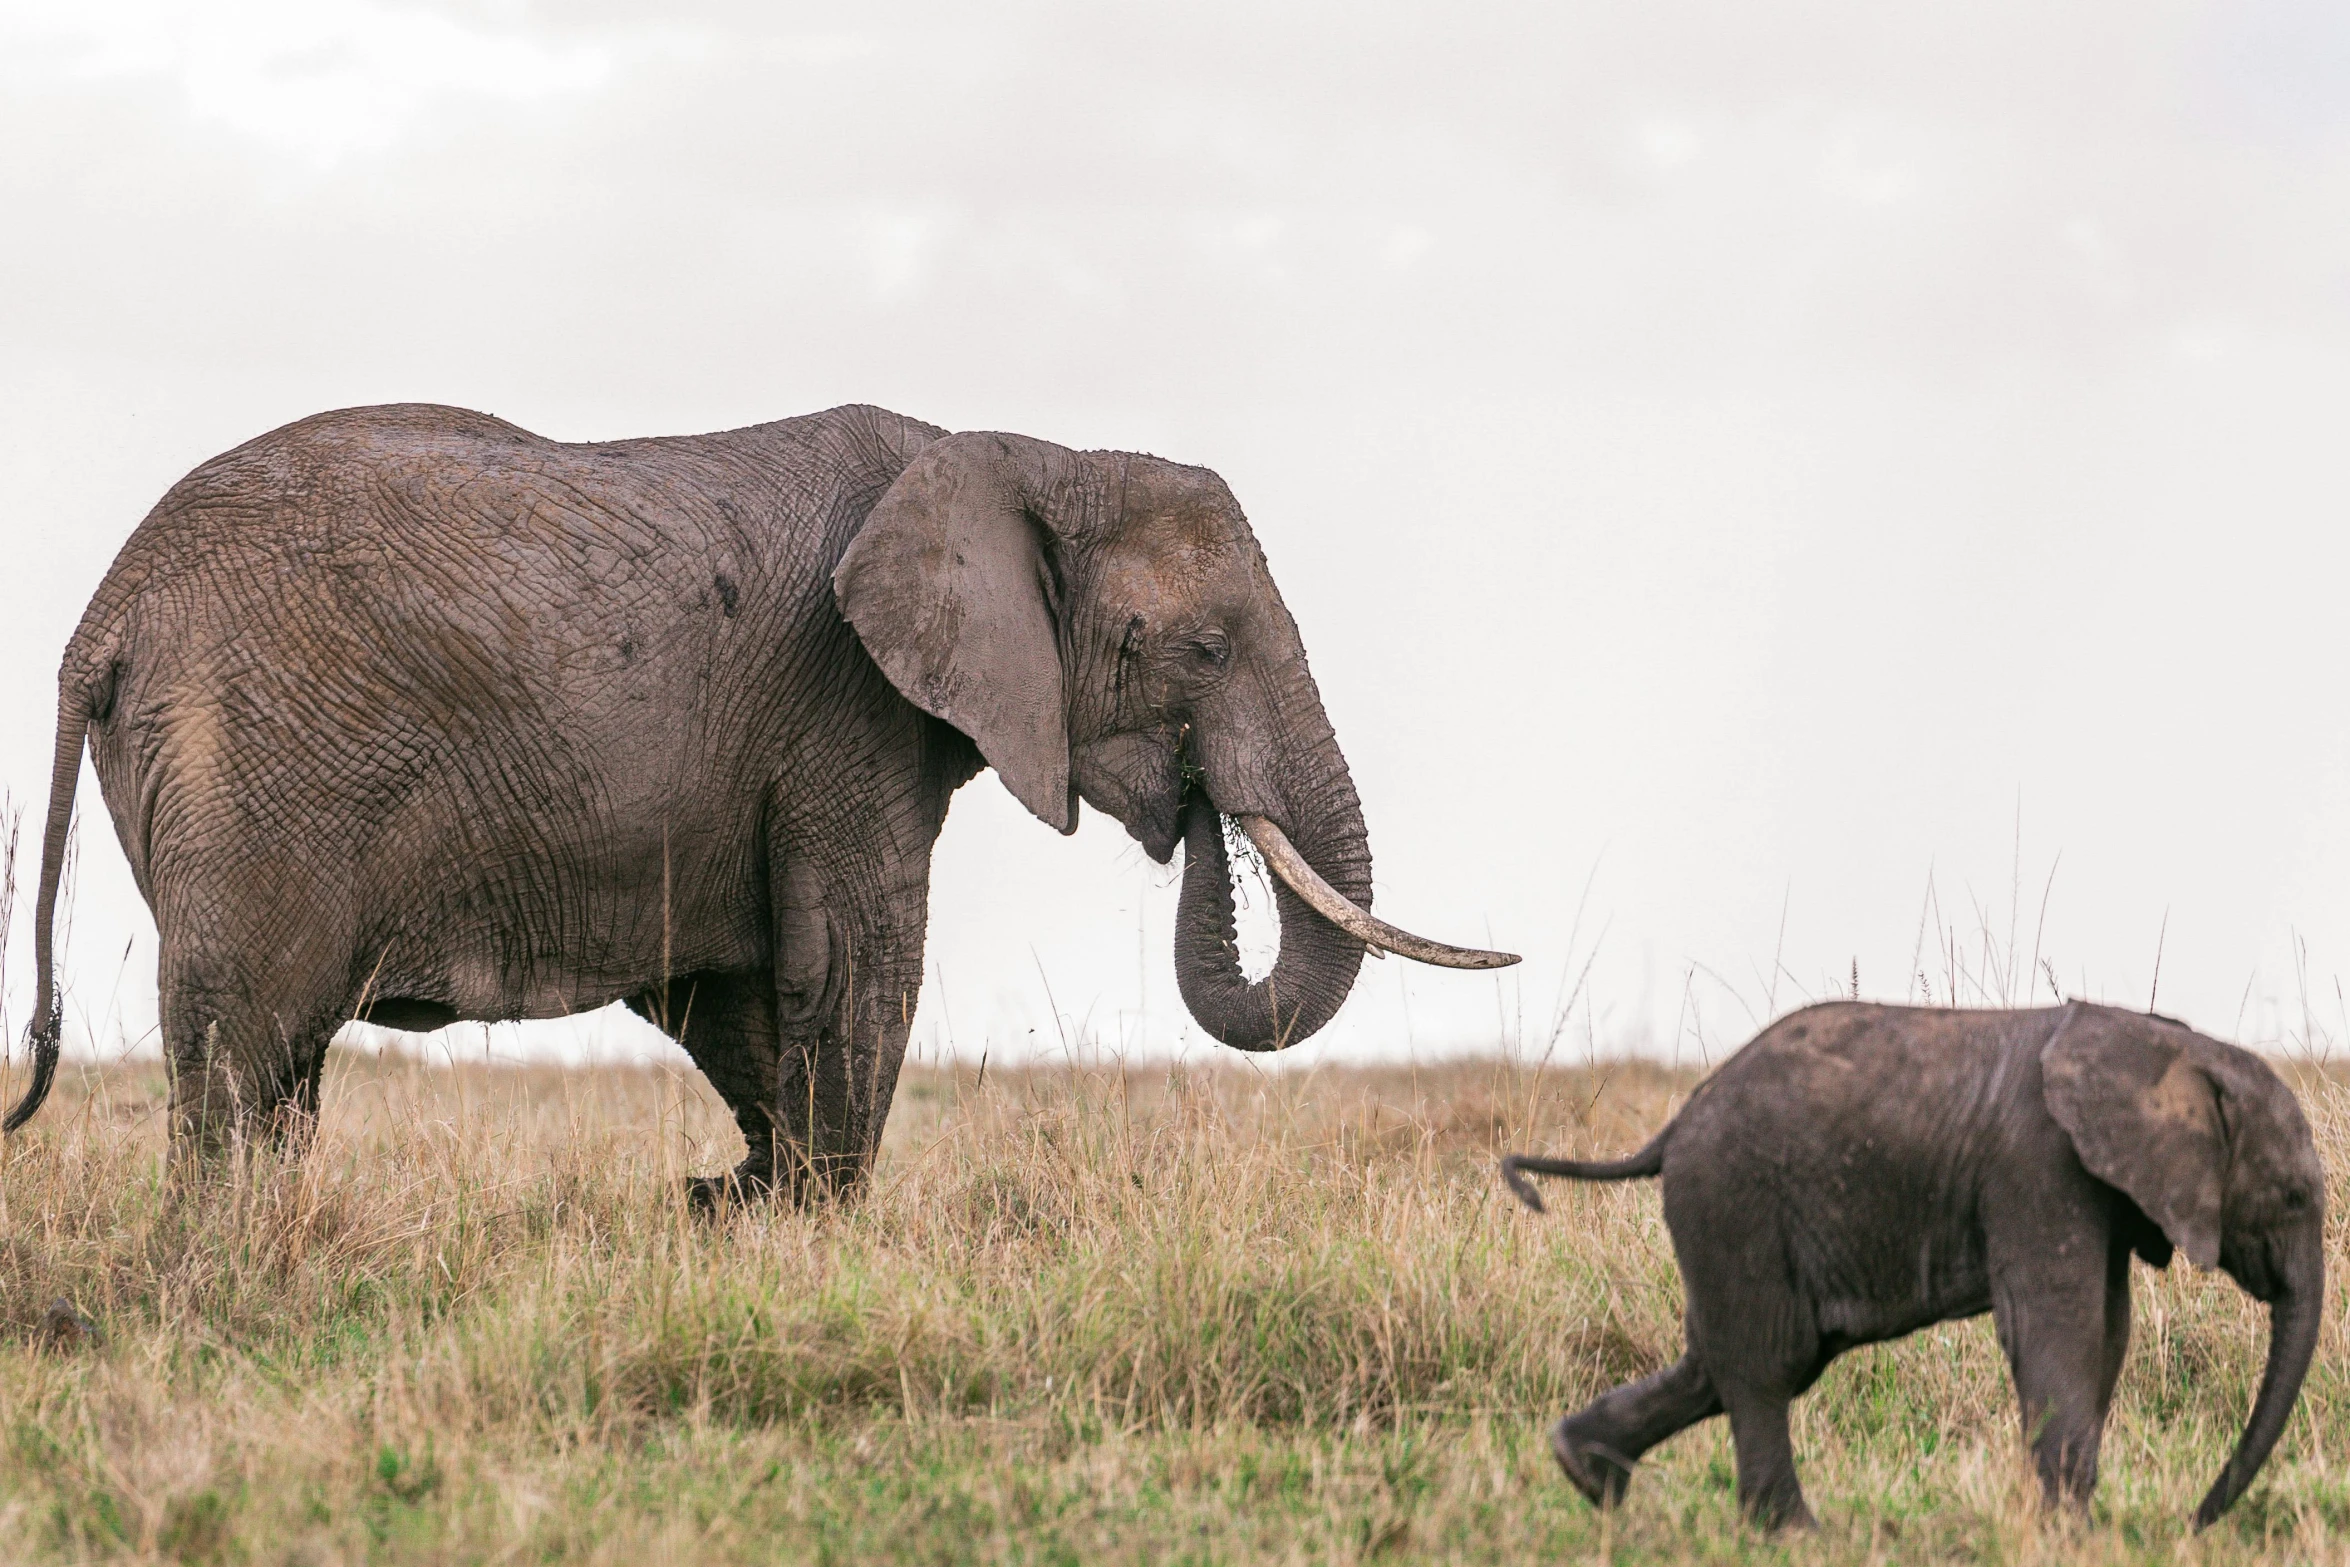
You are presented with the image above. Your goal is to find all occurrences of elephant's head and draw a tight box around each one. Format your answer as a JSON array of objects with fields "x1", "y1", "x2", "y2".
[
  {"x1": 835, "y1": 430, "x2": 1513, "y2": 1050},
  {"x1": 2042, "y1": 1010, "x2": 2329, "y2": 1526}
]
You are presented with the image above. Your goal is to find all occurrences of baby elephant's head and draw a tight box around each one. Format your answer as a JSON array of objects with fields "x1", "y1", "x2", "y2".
[{"x1": 2041, "y1": 1011, "x2": 2327, "y2": 1527}]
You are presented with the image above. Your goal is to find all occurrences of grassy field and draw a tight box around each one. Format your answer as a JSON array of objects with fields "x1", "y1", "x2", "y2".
[{"x1": 0, "y1": 1043, "x2": 2344, "y2": 1564}]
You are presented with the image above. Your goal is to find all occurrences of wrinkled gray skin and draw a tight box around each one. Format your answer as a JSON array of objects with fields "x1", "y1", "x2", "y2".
[
  {"x1": 1502, "y1": 1002, "x2": 2326, "y2": 1532},
  {"x1": 7, "y1": 404, "x2": 1381, "y2": 1198}
]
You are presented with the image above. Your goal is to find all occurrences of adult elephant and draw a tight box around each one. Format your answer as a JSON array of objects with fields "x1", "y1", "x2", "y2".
[{"x1": 5, "y1": 403, "x2": 1512, "y2": 1198}]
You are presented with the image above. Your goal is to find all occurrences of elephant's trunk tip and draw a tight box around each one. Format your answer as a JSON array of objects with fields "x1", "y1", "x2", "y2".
[
  {"x1": 1235, "y1": 815, "x2": 1518, "y2": 970},
  {"x1": 2192, "y1": 1265, "x2": 2323, "y2": 1530}
]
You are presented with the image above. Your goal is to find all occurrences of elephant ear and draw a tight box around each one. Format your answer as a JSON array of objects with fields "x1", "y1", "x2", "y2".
[
  {"x1": 2041, "y1": 1007, "x2": 2225, "y2": 1269},
  {"x1": 834, "y1": 431, "x2": 1082, "y2": 833}
]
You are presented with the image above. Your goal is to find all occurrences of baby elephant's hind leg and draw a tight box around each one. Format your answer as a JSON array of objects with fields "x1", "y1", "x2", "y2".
[
  {"x1": 1552, "y1": 1353, "x2": 1722, "y2": 1506},
  {"x1": 1722, "y1": 1385, "x2": 1815, "y2": 1530}
]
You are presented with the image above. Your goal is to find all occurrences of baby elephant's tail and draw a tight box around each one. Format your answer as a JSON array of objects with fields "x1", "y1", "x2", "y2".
[{"x1": 1500, "y1": 1131, "x2": 1669, "y2": 1213}]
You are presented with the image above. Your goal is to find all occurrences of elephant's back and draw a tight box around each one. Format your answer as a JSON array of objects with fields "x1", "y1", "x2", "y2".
[
  {"x1": 68, "y1": 401, "x2": 944, "y2": 886},
  {"x1": 1661, "y1": 1005, "x2": 2057, "y2": 1258},
  {"x1": 74, "y1": 405, "x2": 568, "y2": 663},
  {"x1": 109, "y1": 401, "x2": 900, "y2": 573},
  {"x1": 1671, "y1": 1004, "x2": 2058, "y2": 1153},
  {"x1": 76, "y1": 401, "x2": 943, "y2": 676}
]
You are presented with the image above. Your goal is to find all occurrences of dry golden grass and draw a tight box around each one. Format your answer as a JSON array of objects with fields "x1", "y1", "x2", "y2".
[{"x1": 0, "y1": 1044, "x2": 2344, "y2": 1564}]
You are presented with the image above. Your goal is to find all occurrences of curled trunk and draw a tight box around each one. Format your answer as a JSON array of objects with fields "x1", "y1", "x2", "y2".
[
  {"x1": 1172, "y1": 778, "x2": 1370, "y2": 1051},
  {"x1": 1164, "y1": 573, "x2": 1512, "y2": 1048}
]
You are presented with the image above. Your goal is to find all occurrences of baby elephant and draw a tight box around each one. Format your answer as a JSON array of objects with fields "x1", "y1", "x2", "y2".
[{"x1": 1503, "y1": 1001, "x2": 2326, "y2": 1531}]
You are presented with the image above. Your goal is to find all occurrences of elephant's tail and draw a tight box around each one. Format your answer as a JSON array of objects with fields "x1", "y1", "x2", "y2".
[
  {"x1": 1500, "y1": 1131, "x2": 1669, "y2": 1213},
  {"x1": 5, "y1": 680, "x2": 97, "y2": 1134}
]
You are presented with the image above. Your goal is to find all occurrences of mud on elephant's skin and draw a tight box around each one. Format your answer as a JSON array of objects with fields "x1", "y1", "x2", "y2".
[
  {"x1": 1503, "y1": 1001, "x2": 2326, "y2": 1532},
  {"x1": 6, "y1": 403, "x2": 1513, "y2": 1194}
]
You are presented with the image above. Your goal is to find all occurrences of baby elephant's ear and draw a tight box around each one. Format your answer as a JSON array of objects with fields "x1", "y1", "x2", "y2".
[{"x1": 2041, "y1": 1010, "x2": 2224, "y2": 1268}]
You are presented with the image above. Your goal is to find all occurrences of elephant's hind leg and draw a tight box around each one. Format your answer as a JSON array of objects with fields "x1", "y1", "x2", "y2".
[
  {"x1": 157, "y1": 919, "x2": 353, "y2": 1164},
  {"x1": 1721, "y1": 1385, "x2": 1815, "y2": 1530},
  {"x1": 628, "y1": 971, "x2": 784, "y2": 1207},
  {"x1": 1668, "y1": 1208, "x2": 1824, "y2": 1528},
  {"x1": 1551, "y1": 1351, "x2": 1722, "y2": 1507},
  {"x1": 272, "y1": 1035, "x2": 331, "y2": 1150}
]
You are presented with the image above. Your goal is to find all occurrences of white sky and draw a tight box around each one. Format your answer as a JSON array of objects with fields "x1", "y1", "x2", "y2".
[{"x1": 2, "y1": 0, "x2": 2346, "y2": 1074}]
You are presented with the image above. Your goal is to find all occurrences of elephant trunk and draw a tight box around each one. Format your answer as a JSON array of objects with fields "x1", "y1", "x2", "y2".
[
  {"x1": 1172, "y1": 720, "x2": 1372, "y2": 1051},
  {"x1": 2193, "y1": 1243, "x2": 2325, "y2": 1528}
]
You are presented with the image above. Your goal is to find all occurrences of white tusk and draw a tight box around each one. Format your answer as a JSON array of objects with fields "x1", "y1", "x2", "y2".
[{"x1": 1235, "y1": 815, "x2": 1520, "y2": 970}]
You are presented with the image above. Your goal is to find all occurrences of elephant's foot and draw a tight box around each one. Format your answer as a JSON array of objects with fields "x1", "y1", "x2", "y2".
[
  {"x1": 1550, "y1": 1417, "x2": 1636, "y2": 1508},
  {"x1": 683, "y1": 1160, "x2": 780, "y2": 1214},
  {"x1": 1743, "y1": 1496, "x2": 1817, "y2": 1534},
  {"x1": 683, "y1": 1140, "x2": 874, "y2": 1214}
]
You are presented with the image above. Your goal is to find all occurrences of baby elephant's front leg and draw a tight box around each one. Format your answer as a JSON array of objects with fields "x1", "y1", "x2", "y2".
[{"x1": 1996, "y1": 1247, "x2": 2133, "y2": 1509}]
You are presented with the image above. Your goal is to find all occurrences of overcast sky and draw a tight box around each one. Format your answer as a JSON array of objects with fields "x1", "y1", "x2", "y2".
[{"x1": 2, "y1": 0, "x2": 2346, "y2": 1074}]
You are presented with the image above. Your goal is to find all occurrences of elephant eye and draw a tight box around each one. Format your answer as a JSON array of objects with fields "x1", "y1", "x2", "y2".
[{"x1": 1187, "y1": 633, "x2": 1229, "y2": 669}]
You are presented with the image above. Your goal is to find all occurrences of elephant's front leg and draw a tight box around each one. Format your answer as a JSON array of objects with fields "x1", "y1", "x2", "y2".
[
  {"x1": 1992, "y1": 1240, "x2": 2131, "y2": 1508},
  {"x1": 767, "y1": 855, "x2": 927, "y2": 1203}
]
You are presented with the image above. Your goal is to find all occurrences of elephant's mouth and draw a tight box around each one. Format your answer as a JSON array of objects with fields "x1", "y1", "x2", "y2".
[{"x1": 1072, "y1": 730, "x2": 1185, "y2": 863}]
